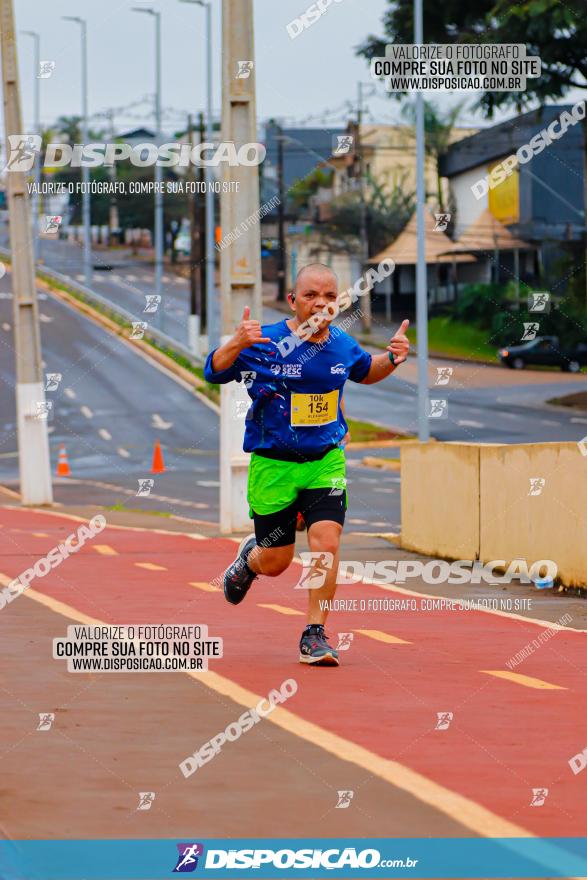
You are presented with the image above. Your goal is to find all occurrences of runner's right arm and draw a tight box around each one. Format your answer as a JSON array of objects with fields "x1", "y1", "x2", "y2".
[{"x1": 204, "y1": 306, "x2": 270, "y2": 380}]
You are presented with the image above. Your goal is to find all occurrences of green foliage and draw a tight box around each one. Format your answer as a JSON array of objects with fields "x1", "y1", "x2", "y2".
[
  {"x1": 289, "y1": 167, "x2": 333, "y2": 210},
  {"x1": 317, "y1": 176, "x2": 415, "y2": 255},
  {"x1": 356, "y1": 0, "x2": 586, "y2": 115},
  {"x1": 452, "y1": 282, "x2": 587, "y2": 347}
]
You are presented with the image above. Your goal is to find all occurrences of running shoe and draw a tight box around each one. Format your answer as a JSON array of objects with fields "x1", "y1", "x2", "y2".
[
  {"x1": 223, "y1": 534, "x2": 258, "y2": 605},
  {"x1": 299, "y1": 624, "x2": 339, "y2": 666}
]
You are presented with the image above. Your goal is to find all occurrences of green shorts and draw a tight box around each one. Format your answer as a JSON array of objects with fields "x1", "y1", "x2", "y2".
[{"x1": 247, "y1": 447, "x2": 347, "y2": 517}]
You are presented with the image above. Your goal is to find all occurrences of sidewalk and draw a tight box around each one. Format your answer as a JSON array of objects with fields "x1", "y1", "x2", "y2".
[{"x1": 0, "y1": 501, "x2": 585, "y2": 842}]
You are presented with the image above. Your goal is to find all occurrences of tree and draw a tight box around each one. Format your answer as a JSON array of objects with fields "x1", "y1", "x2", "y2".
[
  {"x1": 316, "y1": 173, "x2": 415, "y2": 256},
  {"x1": 357, "y1": 0, "x2": 587, "y2": 302},
  {"x1": 356, "y1": 0, "x2": 586, "y2": 102},
  {"x1": 400, "y1": 99, "x2": 465, "y2": 212}
]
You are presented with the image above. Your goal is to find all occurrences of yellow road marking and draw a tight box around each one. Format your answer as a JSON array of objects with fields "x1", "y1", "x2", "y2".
[
  {"x1": 0, "y1": 571, "x2": 558, "y2": 847},
  {"x1": 480, "y1": 670, "x2": 566, "y2": 690},
  {"x1": 355, "y1": 628, "x2": 411, "y2": 645},
  {"x1": 93, "y1": 544, "x2": 118, "y2": 556},
  {"x1": 134, "y1": 562, "x2": 167, "y2": 571},
  {"x1": 189, "y1": 581, "x2": 220, "y2": 593},
  {"x1": 257, "y1": 603, "x2": 304, "y2": 616}
]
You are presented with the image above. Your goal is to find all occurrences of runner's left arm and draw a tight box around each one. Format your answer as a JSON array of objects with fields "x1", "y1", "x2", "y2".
[{"x1": 359, "y1": 320, "x2": 410, "y2": 385}]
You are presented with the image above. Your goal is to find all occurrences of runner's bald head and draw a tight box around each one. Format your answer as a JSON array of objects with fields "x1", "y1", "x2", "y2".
[{"x1": 292, "y1": 263, "x2": 338, "y2": 300}]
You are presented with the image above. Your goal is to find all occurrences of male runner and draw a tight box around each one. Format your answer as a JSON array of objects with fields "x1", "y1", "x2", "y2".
[{"x1": 204, "y1": 263, "x2": 409, "y2": 666}]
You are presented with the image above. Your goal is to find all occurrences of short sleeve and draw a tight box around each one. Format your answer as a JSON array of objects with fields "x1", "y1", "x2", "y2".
[
  {"x1": 348, "y1": 341, "x2": 372, "y2": 383},
  {"x1": 204, "y1": 349, "x2": 240, "y2": 384}
]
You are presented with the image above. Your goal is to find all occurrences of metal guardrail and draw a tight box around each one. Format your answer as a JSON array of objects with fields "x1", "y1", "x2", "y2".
[{"x1": 0, "y1": 246, "x2": 203, "y2": 367}]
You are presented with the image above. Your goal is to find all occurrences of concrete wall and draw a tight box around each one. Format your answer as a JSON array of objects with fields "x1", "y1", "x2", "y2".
[
  {"x1": 401, "y1": 443, "x2": 482, "y2": 561},
  {"x1": 401, "y1": 441, "x2": 587, "y2": 586}
]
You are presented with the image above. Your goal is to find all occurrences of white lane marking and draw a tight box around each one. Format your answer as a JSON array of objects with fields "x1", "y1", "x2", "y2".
[
  {"x1": 39, "y1": 313, "x2": 53, "y2": 323},
  {"x1": 348, "y1": 518, "x2": 368, "y2": 525},
  {"x1": 99, "y1": 428, "x2": 112, "y2": 441},
  {"x1": 151, "y1": 413, "x2": 173, "y2": 430},
  {"x1": 75, "y1": 274, "x2": 85, "y2": 281},
  {"x1": 2, "y1": 322, "x2": 11, "y2": 331},
  {"x1": 110, "y1": 274, "x2": 123, "y2": 283},
  {"x1": 542, "y1": 420, "x2": 559, "y2": 426},
  {"x1": 457, "y1": 419, "x2": 484, "y2": 428},
  {"x1": 570, "y1": 417, "x2": 587, "y2": 424},
  {"x1": 373, "y1": 487, "x2": 395, "y2": 493},
  {"x1": 80, "y1": 405, "x2": 93, "y2": 419},
  {"x1": 117, "y1": 447, "x2": 131, "y2": 458},
  {"x1": 197, "y1": 480, "x2": 220, "y2": 487},
  {"x1": 125, "y1": 274, "x2": 138, "y2": 282},
  {"x1": 0, "y1": 292, "x2": 12, "y2": 299},
  {"x1": 173, "y1": 276, "x2": 186, "y2": 285},
  {"x1": 93, "y1": 275, "x2": 104, "y2": 282},
  {"x1": 47, "y1": 425, "x2": 55, "y2": 434},
  {"x1": 64, "y1": 387, "x2": 76, "y2": 399},
  {"x1": 162, "y1": 275, "x2": 171, "y2": 283}
]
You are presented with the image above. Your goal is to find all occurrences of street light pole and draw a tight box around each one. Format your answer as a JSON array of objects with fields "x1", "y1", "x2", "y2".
[
  {"x1": 62, "y1": 16, "x2": 92, "y2": 287},
  {"x1": 20, "y1": 30, "x2": 40, "y2": 264},
  {"x1": 414, "y1": 0, "x2": 430, "y2": 442},
  {"x1": 180, "y1": 0, "x2": 218, "y2": 352},
  {"x1": 132, "y1": 7, "x2": 164, "y2": 328},
  {"x1": 2, "y1": 0, "x2": 53, "y2": 504}
]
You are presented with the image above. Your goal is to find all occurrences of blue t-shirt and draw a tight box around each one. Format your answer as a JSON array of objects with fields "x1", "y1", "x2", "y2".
[{"x1": 203, "y1": 319, "x2": 372, "y2": 454}]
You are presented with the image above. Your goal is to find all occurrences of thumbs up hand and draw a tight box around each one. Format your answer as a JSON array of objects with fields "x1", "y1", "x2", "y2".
[{"x1": 387, "y1": 319, "x2": 410, "y2": 366}]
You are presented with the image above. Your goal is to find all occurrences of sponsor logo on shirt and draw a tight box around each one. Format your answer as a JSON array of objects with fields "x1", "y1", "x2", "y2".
[
  {"x1": 330, "y1": 363, "x2": 346, "y2": 375},
  {"x1": 282, "y1": 363, "x2": 302, "y2": 377}
]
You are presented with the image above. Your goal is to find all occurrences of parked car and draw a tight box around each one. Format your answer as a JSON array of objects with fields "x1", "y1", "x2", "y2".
[{"x1": 498, "y1": 336, "x2": 587, "y2": 372}]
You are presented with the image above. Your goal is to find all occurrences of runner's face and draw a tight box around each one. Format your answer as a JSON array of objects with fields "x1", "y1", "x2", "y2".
[{"x1": 290, "y1": 272, "x2": 338, "y2": 333}]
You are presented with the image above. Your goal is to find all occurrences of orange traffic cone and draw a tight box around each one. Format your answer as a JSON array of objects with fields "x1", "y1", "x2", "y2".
[
  {"x1": 151, "y1": 440, "x2": 165, "y2": 474},
  {"x1": 56, "y1": 445, "x2": 71, "y2": 477}
]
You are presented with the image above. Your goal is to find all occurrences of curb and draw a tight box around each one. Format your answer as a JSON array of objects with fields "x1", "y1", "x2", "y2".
[{"x1": 361, "y1": 456, "x2": 401, "y2": 471}]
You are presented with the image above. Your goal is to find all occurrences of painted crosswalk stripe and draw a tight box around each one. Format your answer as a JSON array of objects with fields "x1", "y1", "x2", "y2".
[
  {"x1": 98, "y1": 428, "x2": 112, "y2": 441},
  {"x1": 117, "y1": 447, "x2": 130, "y2": 458},
  {"x1": 80, "y1": 406, "x2": 93, "y2": 419},
  {"x1": 93, "y1": 545, "x2": 118, "y2": 556},
  {"x1": 258, "y1": 603, "x2": 304, "y2": 616},
  {"x1": 355, "y1": 629, "x2": 411, "y2": 645},
  {"x1": 64, "y1": 388, "x2": 76, "y2": 399},
  {"x1": 190, "y1": 581, "x2": 220, "y2": 592},
  {"x1": 135, "y1": 562, "x2": 167, "y2": 571},
  {"x1": 480, "y1": 670, "x2": 566, "y2": 690}
]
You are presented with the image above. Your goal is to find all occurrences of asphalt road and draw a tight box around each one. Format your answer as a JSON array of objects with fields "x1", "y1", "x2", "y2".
[{"x1": 3, "y1": 227, "x2": 587, "y2": 446}]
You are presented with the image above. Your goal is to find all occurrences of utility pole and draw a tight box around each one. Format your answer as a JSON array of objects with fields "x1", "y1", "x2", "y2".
[
  {"x1": 187, "y1": 112, "x2": 203, "y2": 356},
  {"x1": 132, "y1": 7, "x2": 164, "y2": 328},
  {"x1": 276, "y1": 123, "x2": 286, "y2": 302},
  {"x1": 63, "y1": 17, "x2": 92, "y2": 287},
  {"x1": 1, "y1": 0, "x2": 53, "y2": 504},
  {"x1": 106, "y1": 108, "x2": 120, "y2": 241},
  {"x1": 220, "y1": 0, "x2": 262, "y2": 532},
  {"x1": 198, "y1": 111, "x2": 207, "y2": 335},
  {"x1": 20, "y1": 30, "x2": 40, "y2": 264},
  {"x1": 180, "y1": 0, "x2": 217, "y2": 349},
  {"x1": 414, "y1": 0, "x2": 430, "y2": 441},
  {"x1": 356, "y1": 81, "x2": 372, "y2": 332}
]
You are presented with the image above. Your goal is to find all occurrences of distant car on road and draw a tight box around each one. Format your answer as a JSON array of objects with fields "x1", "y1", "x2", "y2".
[{"x1": 498, "y1": 336, "x2": 587, "y2": 372}]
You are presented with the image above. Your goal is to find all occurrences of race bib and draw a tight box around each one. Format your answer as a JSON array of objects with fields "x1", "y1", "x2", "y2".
[{"x1": 290, "y1": 390, "x2": 339, "y2": 426}]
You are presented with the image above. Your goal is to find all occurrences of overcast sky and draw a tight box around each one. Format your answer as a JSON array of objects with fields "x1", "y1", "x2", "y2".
[{"x1": 7, "y1": 0, "x2": 585, "y2": 138}]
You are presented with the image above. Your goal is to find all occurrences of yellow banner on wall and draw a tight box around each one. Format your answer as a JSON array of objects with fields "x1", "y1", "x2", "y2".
[{"x1": 488, "y1": 161, "x2": 519, "y2": 225}]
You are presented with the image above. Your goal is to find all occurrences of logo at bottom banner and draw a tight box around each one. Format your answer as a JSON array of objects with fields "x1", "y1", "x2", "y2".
[
  {"x1": 173, "y1": 843, "x2": 205, "y2": 872},
  {"x1": 193, "y1": 847, "x2": 384, "y2": 871}
]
